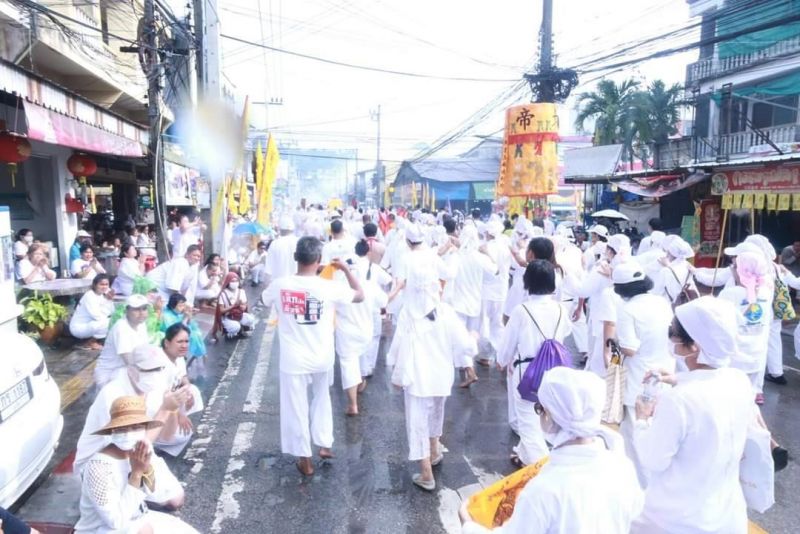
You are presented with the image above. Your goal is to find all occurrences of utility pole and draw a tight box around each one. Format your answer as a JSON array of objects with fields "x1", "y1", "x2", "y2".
[
  {"x1": 524, "y1": 0, "x2": 578, "y2": 104},
  {"x1": 370, "y1": 105, "x2": 382, "y2": 206}
]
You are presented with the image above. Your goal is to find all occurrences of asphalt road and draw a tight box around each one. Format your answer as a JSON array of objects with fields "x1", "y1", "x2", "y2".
[{"x1": 160, "y1": 314, "x2": 800, "y2": 534}]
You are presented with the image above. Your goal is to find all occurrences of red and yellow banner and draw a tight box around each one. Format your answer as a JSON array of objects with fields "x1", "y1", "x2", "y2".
[{"x1": 496, "y1": 103, "x2": 559, "y2": 197}]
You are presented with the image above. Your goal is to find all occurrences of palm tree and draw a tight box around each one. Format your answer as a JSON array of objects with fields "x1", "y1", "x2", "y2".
[
  {"x1": 574, "y1": 79, "x2": 641, "y2": 147},
  {"x1": 631, "y1": 80, "x2": 686, "y2": 168}
]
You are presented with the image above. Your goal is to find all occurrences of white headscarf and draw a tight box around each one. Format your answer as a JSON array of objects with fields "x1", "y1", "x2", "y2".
[
  {"x1": 538, "y1": 367, "x2": 622, "y2": 450},
  {"x1": 514, "y1": 218, "x2": 535, "y2": 240},
  {"x1": 459, "y1": 224, "x2": 481, "y2": 252},
  {"x1": 744, "y1": 234, "x2": 777, "y2": 264},
  {"x1": 674, "y1": 296, "x2": 738, "y2": 368},
  {"x1": 666, "y1": 236, "x2": 695, "y2": 260}
]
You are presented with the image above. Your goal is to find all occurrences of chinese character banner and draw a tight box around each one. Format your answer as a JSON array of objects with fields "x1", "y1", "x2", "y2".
[{"x1": 496, "y1": 104, "x2": 560, "y2": 197}]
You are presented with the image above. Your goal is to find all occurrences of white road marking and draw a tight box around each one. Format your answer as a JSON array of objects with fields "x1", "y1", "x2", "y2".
[
  {"x1": 183, "y1": 337, "x2": 249, "y2": 474},
  {"x1": 210, "y1": 421, "x2": 257, "y2": 533},
  {"x1": 437, "y1": 486, "x2": 463, "y2": 534},
  {"x1": 463, "y1": 454, "x2": 502, "y2": 487},
  {"x1": 783, "y1": 364, "x2": 800, "y2": 374},
  {"x1": 243, "y1": 324, "x2": 275, "y2": 414}
]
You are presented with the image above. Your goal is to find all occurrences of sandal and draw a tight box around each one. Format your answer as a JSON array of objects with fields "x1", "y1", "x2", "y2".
[{"x1": 509, "y1": 454, "x2": 524, "y2": 469}]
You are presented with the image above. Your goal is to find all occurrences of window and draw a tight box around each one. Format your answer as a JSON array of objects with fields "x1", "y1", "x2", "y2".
[
  {"x1": 700, "y1": 10, "x2": 716, "y2": 59},
  {"x1": 720, "y1": 97, "x2": 747, "y2": 134},
  {"x1": 695, "y1": 95, "x2": 710, "y2": 138},
  {"x1": 751, "y1": 95, "x2": 798, "y2": 129}
]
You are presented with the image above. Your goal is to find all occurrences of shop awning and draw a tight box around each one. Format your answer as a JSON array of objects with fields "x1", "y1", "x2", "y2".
[
  {"x1": 472, "y1": 182, "x2": 495, "y2": 200},
  {"x1": 615, "y1": 171, "x2": 709, "y2": 197},
  {"x1": 563, "y1": 144, "x2": 623, "y2": 184},
  {"x1": 24, "y1": 101, "x2": 146, "y2": 157}
]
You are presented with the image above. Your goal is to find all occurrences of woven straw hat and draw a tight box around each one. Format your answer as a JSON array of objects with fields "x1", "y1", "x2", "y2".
[{"x1": 92, "y1": 395, "x2": 163, "y2": 435}]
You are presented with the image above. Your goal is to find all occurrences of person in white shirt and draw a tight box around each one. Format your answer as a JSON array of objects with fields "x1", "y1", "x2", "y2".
[
  {"x1": 265, "y1": 214, "x2": 299, "y2": 285},
  {"x1": 460, "y1": 367, "x2": 644, "y2": 533},
  {"x1": 75, "y1": 347, "x2": 193, "y2": 512},
  {"x1": 321, "y1": 219, "x2": 357, "y2": 270},
  {"x1": 611, "y1": 262, "x2": 674, "y2": 486},
  {"x1": 70, "y1": 274, "x2": 116, "y2": 351},
  {"x1": 171, "y1": 214, "x2": 205, "y2": 258},
  {"x1": 651, "y1": 235, "x2": 697, "y2": 306},
  {"x1": 214, "y1": 272, "x2": 256, "y2": 339},
  {"x1": 135, "y1": 224, "x2": 157, "y2": 259},
  {"x1": 353, "y1": 239, "x2": 391, "y2": 386},
  {"x1": 635, "y1": 230, "x2": 666, "y2": 279},
  {"x1": 112, "y1": 243, "x2": 145, "y2": 296},
  {"x1": 449, "y1": 225, "x2": 496, "y2": 386},
  {"x1": 94, "y1": 294, "x2": 150, "y2": 388},
  {"x1": 74, "y1": 395, "x2": 199, "y2": 534},
  {"x1": 497, "y1": 260, "x2": 571, "y2": 467},
  {"x1": 245, "y1": 241, "x2": 269, "y2": 286},
  {"x1": 582, "y1": 224, "x2": 609, "y2": 271},
  {"x1": 71, "y1": 244, "x2": 107, "y2": 280},
  {"x1": 631, "y1": 296, "x2": 755, "y2": 534},
  {"x1": 387, "y1": 225, "x2": 477, "y2": 491},
  {"x1": 14, "y1": 228, "x2": 32, "y2": 260},
  {"x1": 635, "y1": 218, "x2": 664, "y2": 255},
  {"x1": 261, "y1": 237, "x2": 364, "y2": 476},
  {"x1": 504, "y1": 218, "x2": 539, "y2": 323},
  {"x1": 146, "y1": 245, "x2": 202, "y2": 307},
  {"x1": 194, "y1": 261, "x2": 223, "y2": 303},
  {"x1": 17, "y1": 243, "x2": 56, "y2": 284},
  {"x1": 479, "y1": 220, "x2": 512, "y2": 366}
]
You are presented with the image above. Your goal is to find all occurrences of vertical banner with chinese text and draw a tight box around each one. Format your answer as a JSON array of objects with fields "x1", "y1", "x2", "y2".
[{"x1": 496, "y1": 104, "x2": 560, "y2": 197}]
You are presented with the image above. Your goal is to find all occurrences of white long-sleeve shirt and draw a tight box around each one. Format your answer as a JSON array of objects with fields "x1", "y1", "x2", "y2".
[
  {"x1": 633, "y1": 368, "x2": 753, "y2": 534},
  {"x1": 70, "y1": 290, "x2": 114, "y2": 329},
  {"x1": 450, "y1": 249, "x2": 496, "y2": 317},
  {"x1": 692, "y1": 265, "x2": 734, "y2": 288},
  {"x1": 265, "y1": 234, "x2": 299, "y2": 281},
  {"x1": 112, "y1": 258, "x2": 142, "y2": 296},
  {"x1": 652, "y1": 259, "x2": 697, "y2": 304},
  {"x1": 463, "y1": 440, "x2": 643, "y2": 534}
]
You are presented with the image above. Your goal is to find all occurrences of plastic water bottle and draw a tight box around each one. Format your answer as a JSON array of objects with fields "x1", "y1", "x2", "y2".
[{"x1": 640, "y1": 374, "x2": 660, "y2": 404}]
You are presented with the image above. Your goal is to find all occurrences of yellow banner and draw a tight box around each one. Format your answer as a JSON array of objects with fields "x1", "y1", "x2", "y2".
[
  {"x1": 497, "y1": 103, "x2": 559, "y2": 197},
  {"x1": 753, "y1": 192, "x2": 765, "y2": 210},
  {"x1": 741, "y1": 193, "x2": 753, "y2": 209},
  {"x1": 732, "y1": 193, "x2": 743, "y2": 209},
  {"x1": 721, "y1": 193, "x2": 733, "y2": 210},
  {"x1": 226, "y1": 176, "x2": 238, "y2": 214},
  {"x1": 793, "y1": 193, "x2": 800, "y2": 211},
  {"x1": 257, "y1": 134, "x2": 279, "y2": 226},
  {"x1": 238, "y1": 175, "x2": 251, "y2": 215},
  {"x1": 778, "y1": 193, "x2": 791, "y2": 211},
  {"x1": 411, "y1": 181, "x2": 418, "y2": 207},
  {"x1": 767, "y1": 193, "x2": 778, "y2": 211}
]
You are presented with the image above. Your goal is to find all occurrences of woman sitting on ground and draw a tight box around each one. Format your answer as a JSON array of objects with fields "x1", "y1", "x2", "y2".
[
  {"x1": 74, "y1": 395, "x2": 199, "y2": 534},
  {"x1": 17, "y1": 244, "x2": 56, "y2": 284},
  {"x1": 71, "y1": 244, "x2": 107, "y2": 280},
  {"x1": 212, "y1": 272, "x2": 255, "y2": 339},
  {"x1": 161, "y1": 293, "x2": 207, "y2": 361},
  {"x1": 111, "y1": 243, "x2": 145, "y2": 296},
  {"x1": 70, "y1": 274, "x2": 116, "y2": 351}
]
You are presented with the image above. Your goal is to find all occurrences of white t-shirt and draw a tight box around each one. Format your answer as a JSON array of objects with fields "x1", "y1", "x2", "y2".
[
  {"x1": 172, "y1": 226, "x2": 202, "y2": 257},
  {"x1": 70, "y1": 290, "x2": 114, "y2": 326},
  {"x1": 451, "y1": 249, "x2": 496, "y2": 317},
  {"x1": 147, "y1": 258, "x2": 199, "y2": 305},
  {"x1": 265, "y1": 234, "x2": 299, "y2": 281},
  {"x1": 112, "y1": 257, "x2": 141, "y2": 296},
  {"x1": 321, "y1": 236, "x2": 357, "y2": 265},
  {"x1": 71, "y1": 258, "x2": 106, "y2": 279},
  {"x1": 95, "y1": 319, "x2": 149, "y2": 378},
  {"x1": 718, "y1": 285, "x2": 772, "y2": 373},
  {"x1": 394, "y1": 247, "x2": 452, "y2": 319},
  {"x1": 261, "y1": 275, "x2": 355, "y2": 374},
  {"x1": 14, "y1": 240, "x2": 28, "y2": 259},
  {"x1": 483, "y1": 236, "x2": 513, "y2": 302}
]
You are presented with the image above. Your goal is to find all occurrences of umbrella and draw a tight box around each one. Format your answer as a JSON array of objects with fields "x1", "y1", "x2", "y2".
[
  {"x1": 591, "y1": 209, "x2": 629, "y2": 221},
  {"x1": 233, "y1": 221, "x2": 269, "y2": 235}
]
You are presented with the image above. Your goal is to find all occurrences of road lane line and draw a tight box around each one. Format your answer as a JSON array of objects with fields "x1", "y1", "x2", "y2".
[
  {"x1": 210, "y1": 421, "x2": 256, "y2": 533},
  {"x1": 242, "y1": 323, "x2": 275, "y2": 414}
]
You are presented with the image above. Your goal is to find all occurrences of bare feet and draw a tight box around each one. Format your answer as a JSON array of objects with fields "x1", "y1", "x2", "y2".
[
  {"x1": 297, "y1": 457, "x2": 314, "y2": 476},
  {"x1": 319, "y1": 448, "x2": 334, "y2": 460},
  {"x1": 345, "y1": 405, "x2": 359, "y2": 416},
  {"x1": 357, "y1": 380, "x2": 367, "y2": 394},
  {"x1": 459, "y1": 368, "x2": 478, "y2": 388},
  {"x1": 80, "y1": 339, "x2": 104, "y2": 351},
  {"x1": 476, "y1": 358, "x2": 491, "y2": 367}
]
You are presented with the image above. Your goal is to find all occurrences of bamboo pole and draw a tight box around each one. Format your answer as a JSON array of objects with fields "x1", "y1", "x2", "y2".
[{"x1": 711, "y1": 208, "x2": 730, "y2": 288}]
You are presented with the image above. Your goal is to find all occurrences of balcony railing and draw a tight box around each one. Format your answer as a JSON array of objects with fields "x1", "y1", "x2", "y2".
[
  {"x1": 655, "y1": 124, "x2": 800, "y2": 168},
  {"x1": 686, "y1": 35, "x2": 800, "y2": 85}
]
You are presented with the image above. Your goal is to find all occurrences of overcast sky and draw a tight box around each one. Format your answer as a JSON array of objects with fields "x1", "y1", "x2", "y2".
[{"x1": 173, "y1": 0, "x2": 699, "y2": 170}]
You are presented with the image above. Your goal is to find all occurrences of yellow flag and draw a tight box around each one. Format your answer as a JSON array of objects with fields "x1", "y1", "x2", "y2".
[
  {"x1": 212, "y1": 182, "x2": 226, "y2": 231},
  {"x1": 254, "y1": 140, "x2": 264, "y2": 193},
  {"x1": 226, "y1": 176, "x2": 238, "y2": 214},
  {"x1": 383, "y1": 182, "x2": 390, "y2": 207},
  {"x1": 258, "y1": 134, "x2": 279, "y2": 226},
  {"x1": 411, "y1": 181, "x2": 418, "y2": 207},
  {"x1": 431, "y1": 188, "x2": 436, "y2": 210},
  {"x1": 238, "y1": 174, "x2": 251, "y2": 215}
]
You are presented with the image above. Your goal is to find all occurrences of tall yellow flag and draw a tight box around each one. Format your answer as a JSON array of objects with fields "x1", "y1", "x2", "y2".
[
  {"x1": 254, "y1": 140, "x2": 264, "y2": 193},
  {"x1": 258, "y1": 134, "x2": 279, "y2": 226},
  {"x1": 226, "y1": 176, "x2": 238, "y2": 214},
  {"x1": 430, "y1": 188, "x2": 436, "y2": 211},
  {"x1": 212, "y1": 182, "x2": 226, "y2": 231},
  {"x1": 411, "y1": 181, "x2": 417, "y2": 207},
  {"x1": 238, "y1": 175, "x2": 251, "y2": 215}
]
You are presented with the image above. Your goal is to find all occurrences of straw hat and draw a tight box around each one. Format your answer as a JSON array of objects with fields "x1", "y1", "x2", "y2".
[{"x1": 92, "y1": 396, "x2": 163, "y2": 435}]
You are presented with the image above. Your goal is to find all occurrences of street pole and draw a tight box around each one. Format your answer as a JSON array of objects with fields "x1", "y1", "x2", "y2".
[
  {"x1": 538, "y1": 0, "x2": 554, "y2": 103},
  {"x1": 371, "y1": 104, "x2": 382, "y2": 206},
  {"x1": 523, "y1": 0, "x2": 577, "y2": 104}
]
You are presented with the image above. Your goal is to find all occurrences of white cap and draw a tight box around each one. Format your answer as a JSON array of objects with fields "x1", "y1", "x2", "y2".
[
  {"x1": 130, "y1": 344, "x2": 169, "y2": 370},
  {"x1": 588, "y1": 224, "x2": 608, "y2": 238},
  {"x1": 611, "y1": 261, "x2": 646, "y2": 284},
  {"x1": 278, "y1": 214, "x2": 295, "y2": 231},
  {"x1": 126, "y1": 294, "x2": 149, "y2": 309},
  {"x1": 404, "y1": 223, "x2": 425, "y2": 244},
  {"x1": 666, "y1": 236, "x2": 695, "y2": 260},
  {"x1": 537, "y1": 367, "x2": 607, "y2": 448},
  {"x1": 486, "y1": 220, "x2": 504, "y2": 237},
  {"x1": 607, "y1": 233, "x2": 630, "y2": 255},
  {"x1": 649, "y1": 230, "x2": 666, "y2": 248},
  {"x1": 77, "y1": 230, "x2": 91, "y2": 238},
  {"x1": 723, "y1": 241, "x2": 762, "y2": 257},
  {"x1": 675, "y1": 296, "x2": 738, "y2": 368},
  {"x1": 744, "y1": 234, "x2": 776, "y2": 262}
]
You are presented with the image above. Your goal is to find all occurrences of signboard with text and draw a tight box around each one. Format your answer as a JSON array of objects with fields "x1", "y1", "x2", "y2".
[{"x1": 711, "y1": 164, "x2": 800, "y2": 194}]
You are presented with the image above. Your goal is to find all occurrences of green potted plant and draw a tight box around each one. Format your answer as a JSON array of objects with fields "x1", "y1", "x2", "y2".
[{"x1": 21, "y1": 292, "x2": 69, "y2": 345}]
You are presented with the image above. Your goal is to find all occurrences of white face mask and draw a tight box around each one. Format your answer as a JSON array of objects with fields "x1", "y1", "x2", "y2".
[
  {"x1": 23, "y1": 235, "x2": 33, "y2": 244},
  {"x1": 229, "y1": 282, "x2": 240, "y2": 291},
  {"x1": 111, "y1": 429, "x2": 146, "y2": 451},
  {"x1": 670, "y1": 343, "x2": 688, "y2": 360},
  {"x1": 136, "y1": 372, "x2": 166, "y2": 393},
  {"x1": 541, "y1": 416, "x2": 561, "y2": 445}
]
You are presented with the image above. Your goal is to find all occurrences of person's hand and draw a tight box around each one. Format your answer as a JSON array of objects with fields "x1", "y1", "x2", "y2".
[
  {"x1": 330, "y1": 258, "x2": 349, "y2": 272},
  {"x1": 597, "y1": 262, "x2": 612, "y2": 278},
  {"x1": 643, "y1": 368, "x2": 677, "y2": 387},
  {"x1": 185, "y1": 388, "x2": 195, "y2": 411},
  {"x1": 162, "y1": 385, "x2": 191, "y2": 412},
  {"x1": 635, "y1": 395, "x2": 657, "y2": 420},
  {"x1": 178, "y1": 413, "x2": 193, "y2": 435},
  {"x1": 128, "y1": 439, "x2": 151, "y2": 475},
  {"x1": 572, "y1": 306, "x2": 582, "y2": 322},
  {"x1": 105, "y1": 289, "x2": 116, "y2": 300}
]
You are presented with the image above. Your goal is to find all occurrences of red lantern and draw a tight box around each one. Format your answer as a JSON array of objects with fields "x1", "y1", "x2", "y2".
[
  {"x1": 0, "y1": 131, "x2": 32, "y2": 187},
  {"x1": 67, "y1": 153, "x2": 98, "y2": 179}
]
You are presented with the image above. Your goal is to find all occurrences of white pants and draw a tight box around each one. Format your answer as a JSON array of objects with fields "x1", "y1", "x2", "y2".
[
  {"x1": 795, "y1": 322, "x2": 800, "y2": 359},
  {"x1": 404, "y1": 392, "x2": 446, "y2": 461},
  {"x1": 481, "y1": 299, "x2": 505, "y2": 355},
  {"x1": 511, "y1": 383, "x2": 549, "y2": 465},
  {"x1": 567, "y1": 300, "x2": 589, "y2": 354},
  {"x1": 279, "y1": 370, "x2": 334, "y2": 457},
  {"x1": 585, "y1": 320, "x2": 607, "y2": 377},
  {"x1": 221, "y1": 312, "x2": 256, "y2": 336},
  {"x1": 338, "y1": 350, "x2": 362, "y2": 390},
  {"x1": 250, "y1": 264, "x2": 267, "y2": 284},
  {"x1": 70, "y1": 318, "x2": 109, "y2": 340},
  {"x1": 620, "y1": 405, "x2": 648, "y2": 488},
  {"x1": 456, "y1": 312, "x2": 480, "y2": 368},
  {"x1": 360, "y1": 335, "x2": 381, "y2": 378},
  {"x1": 147, "y1": 455, "x2": 184, "y2": 505},
  {"x1": 766, "y1": 319, "x2": 784, "y2": 377},
  {"x1": 195, "y1": 286, "x2": 221, "y2": 300},
  {"x1": 507, "y1": 371, "x2": 519, "y2": 434}
]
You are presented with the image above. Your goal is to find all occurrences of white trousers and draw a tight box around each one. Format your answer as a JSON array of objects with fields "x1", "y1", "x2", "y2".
[
  {"x1": 585, "y1": 320, "x2": 607, "y2": 377},
  {"x1": 155, "y1": 429, "x2": 192, "y2": 457},
  {"x1": 360, "y1": 334, "x2": 381, "y2": 378},
  {"x1": 481, "y1": 299, "x2": 505, "y2": 355},
  {"x1": 279, "y1": 370, "x2": 334, "y2": 457},
  {"x1": 766, "y1": 319, "x2": 784, "y2": 376},
  {"x1": 195, "y1": 286, "x2": 220, "y2": 300},
  {"x1": 456, "y1": 312, "x2": 479, "y2": 368},
  {"x1": 620, "y1": 405, "x2": 648, "y2": 489},
  {"x1": 250, "y1": 264, "x2": 267, "y2": 284},
  {"x1": 404, "y1": 391, "x2": 446, "y2": 461},
  {"x1": 511, "y1": 385, "x2": 549, "y2": 465},
  {"x1": 567, "y1": 300, "x2": 589, "y2": 354},
  {"x1": 507, "y1": 369, "x2": 519, "y2": 434},
  {"x1": 70, "y1": 319, "x2": 109, "y2": 340},
  {"x1": 221, "y1": 312, "x2": 256, "y2": 336},
  {"x1": 338, "y1": 350, "x2": 362, "y2": 390},
  {"x1": 147, "y1": 455, "x2": 184, "y2": 505}
]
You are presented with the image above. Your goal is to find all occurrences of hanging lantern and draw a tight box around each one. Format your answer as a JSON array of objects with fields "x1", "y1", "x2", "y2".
[
  {"x1": 0, "y1": 131, "x2": 32, "y2": 187},
  {"x1": 67, "y1": 153, "x2": 98, "y2": 207}
]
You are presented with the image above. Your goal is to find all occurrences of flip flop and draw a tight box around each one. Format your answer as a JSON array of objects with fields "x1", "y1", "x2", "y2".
[
  {"x1": 319, "y1": 449, "x2": 334, "y2": 460},
  {"x1": 296, "y1": 459, "x2": 314, "y2": 476},
  {"x1": 412, "y1": 474, "x2": 436, "y2": 491},
  {"x1": 431, "y1": 452, "x2": 444, "y2": 466}
]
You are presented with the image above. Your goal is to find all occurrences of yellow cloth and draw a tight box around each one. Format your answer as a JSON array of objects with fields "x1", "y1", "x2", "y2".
[
  {"x1": 497, "y1": 103, "x2": 559, "y2": 197},
  {"x1": 257, "y1": 134, "x2": 279, "y2": 226},
  {"x1": 466, "y1": 456, "x2": 549, "y2": 528}
]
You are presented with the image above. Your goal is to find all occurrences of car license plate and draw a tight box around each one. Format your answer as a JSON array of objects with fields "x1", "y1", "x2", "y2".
[{"x1": 0, "y1": 378, "x2": 32, "y2": 422}]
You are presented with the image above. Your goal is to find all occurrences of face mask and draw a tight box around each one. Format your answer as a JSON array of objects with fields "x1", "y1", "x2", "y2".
[
  {"x1": 229, "y1": 282, "x2": 240, "y2": 290},
  {"x1": 111, "y1": 429, "x2": 146, "y2": 451},
  {"x1": 23, "y1": 235, "x2": 33, "y2": 244},
  {"x1": 670, "y1": 343, "x2": 688, "y2": 360},
  {"x1": 136, "y1": 373, "x2": 166, "y2": 393},
  {"x1": 541, "y1": 416, "x2": 561, "y2": 445}
]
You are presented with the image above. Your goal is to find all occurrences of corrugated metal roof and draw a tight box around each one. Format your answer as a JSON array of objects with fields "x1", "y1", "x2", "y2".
[
  {"x1": 563, "y1": 144, "x2": 624, "y2": 178},
  {"x1": 397, "y1": 156, "x2": 500, "y2": 184}
]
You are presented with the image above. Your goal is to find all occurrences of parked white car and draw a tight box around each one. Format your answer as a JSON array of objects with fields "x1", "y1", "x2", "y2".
[{"x1": 0, "y1": 332, "x2": 63, "y2": 507}]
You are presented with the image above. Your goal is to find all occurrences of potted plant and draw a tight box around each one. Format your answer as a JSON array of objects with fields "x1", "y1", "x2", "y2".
[{"x1": 21, "y1": 292, "x2": 69, "y2": 345}]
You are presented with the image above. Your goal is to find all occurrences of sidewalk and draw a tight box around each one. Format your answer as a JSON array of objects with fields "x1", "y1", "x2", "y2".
[{"x1": 16, "y1": 307, "x2": 219, "y2": 532}]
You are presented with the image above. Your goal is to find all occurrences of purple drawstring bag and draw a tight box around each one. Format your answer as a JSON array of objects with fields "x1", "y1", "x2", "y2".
[{"x1": 515, "y1": 306, "x2": 572, "y2": 402}]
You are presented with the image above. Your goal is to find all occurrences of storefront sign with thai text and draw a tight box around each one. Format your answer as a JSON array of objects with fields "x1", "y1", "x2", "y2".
[{"x1": 711, "y1": 164, "x2": 800, "y2": 194}]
